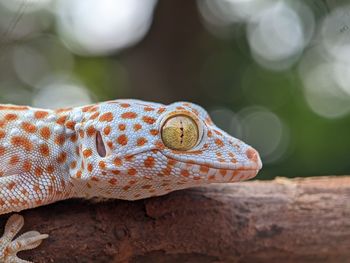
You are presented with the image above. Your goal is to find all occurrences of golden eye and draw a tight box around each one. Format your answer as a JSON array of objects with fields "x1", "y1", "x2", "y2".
[{"x1": 161, "y1": 115, "x2": 199, "y2": 151}]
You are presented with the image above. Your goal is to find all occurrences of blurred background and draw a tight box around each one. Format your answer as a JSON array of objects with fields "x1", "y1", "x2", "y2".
[{"x1": 0, "y1": 0, "x2": 349, "y2": 179}]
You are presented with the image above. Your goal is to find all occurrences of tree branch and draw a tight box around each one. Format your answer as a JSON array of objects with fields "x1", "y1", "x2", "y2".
[{"x1": 3, "y1": 176, "x2": 349, "y2": 263}]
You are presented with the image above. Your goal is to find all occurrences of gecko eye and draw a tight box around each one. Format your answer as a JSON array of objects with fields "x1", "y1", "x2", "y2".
[
  {"x1": 161, "y1": 115, "x2": 199, "y2": 151},
  {"x1": 96, "y1": 131, "x2": 106, "y2": 157}
]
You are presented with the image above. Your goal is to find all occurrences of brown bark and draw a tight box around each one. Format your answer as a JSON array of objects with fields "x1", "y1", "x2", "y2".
[{"x1": 2, "y1": 176, "x2": 349, "y2": 263}]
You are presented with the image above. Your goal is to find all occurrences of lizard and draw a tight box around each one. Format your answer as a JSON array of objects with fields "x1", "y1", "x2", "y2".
[{"x1": 0, "y1": 99, "x2": 262, "y2": 262}]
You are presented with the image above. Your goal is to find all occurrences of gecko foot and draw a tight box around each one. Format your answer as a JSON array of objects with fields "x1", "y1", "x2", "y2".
[{"x1": 0, "y1": 214, "x2": 48, "y2": 263}]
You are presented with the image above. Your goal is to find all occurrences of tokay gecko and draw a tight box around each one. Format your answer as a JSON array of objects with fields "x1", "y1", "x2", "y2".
[{"x1": 0, "y1": 99, "x2": 262, "y2": 262}]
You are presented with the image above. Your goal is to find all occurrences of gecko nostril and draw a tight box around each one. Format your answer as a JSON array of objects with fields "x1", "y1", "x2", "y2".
[{"x1": 96, "y1": 131, "x2": 106, "y2": 157}]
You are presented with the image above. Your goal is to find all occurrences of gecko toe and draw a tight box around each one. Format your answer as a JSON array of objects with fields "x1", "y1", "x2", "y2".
[{"x1": 0, "y1": 214, "x2": 48, "y2": 263}]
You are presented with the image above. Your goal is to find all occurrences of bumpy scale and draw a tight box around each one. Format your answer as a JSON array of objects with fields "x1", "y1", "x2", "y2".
[{"x1": 0, "y1": 100, "x2": 262, "y2": 262}]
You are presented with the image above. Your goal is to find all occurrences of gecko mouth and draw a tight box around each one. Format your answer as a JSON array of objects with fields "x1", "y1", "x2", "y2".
[{"x1": 161, "y1": 152, "x2": 262, "y2": 172}]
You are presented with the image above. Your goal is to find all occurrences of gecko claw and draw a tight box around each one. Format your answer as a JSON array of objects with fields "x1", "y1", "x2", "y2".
[{"x1": 0, "y1": 214, "x2": 48, "y2": 263}]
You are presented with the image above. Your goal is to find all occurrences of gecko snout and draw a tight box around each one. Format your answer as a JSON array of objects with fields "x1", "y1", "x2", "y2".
[{"x1": 245, "y1": 147, "x2": 262, "y2": 170}]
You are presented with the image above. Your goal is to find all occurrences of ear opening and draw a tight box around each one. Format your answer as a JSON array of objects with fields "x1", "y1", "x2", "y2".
[{"x1": 96, "y1": 131, "x2": 107, "y2": 157}]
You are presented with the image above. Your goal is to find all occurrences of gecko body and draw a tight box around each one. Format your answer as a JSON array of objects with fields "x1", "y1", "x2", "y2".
[{"x1": 0, "y1": 100, "x2": 262, "y2": 262}]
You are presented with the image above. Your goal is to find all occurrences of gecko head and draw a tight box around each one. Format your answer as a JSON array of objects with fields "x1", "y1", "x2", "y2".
[{"x1": 72, "y1": 100, "x2": 262, "y2": 200}]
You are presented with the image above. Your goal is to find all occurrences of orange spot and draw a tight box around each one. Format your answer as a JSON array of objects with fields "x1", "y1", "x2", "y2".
[
  {"x1": 76, "y1": 170, "x2": 82, "y2": 178},
  {"x1": 200, "y1": 166, "x2": 209, "y2": 173},
  {"x1": 114, "y1": 158, "x2": 122, "y2": 166},
  {"x1": 158, "y1": 166, "x2": 172, "y2": 176},
  {"x1": 47, "y1": 165, "x2": 55, "y2": 174},
  {"x1": 55, "y1": 134, "x2": 66, "y2": 146},
  {"x1": 40, "y1": 127, "x2": 51, "y2": 140},
  {"x1": 112, "y1": 170, "x2": 120, "y2": 175},
  {"x1": 99, "y1": 112, "x2": 114, "y2": 122},
  {"x1": 133, "y1": 123, "x2": 142, "y2": 131},
  {"x1": 7, "y1": 182, "x2": 16, "y2": 190},
  {"x1": 107, "y1": 141, "x2": 113, "y2": 149},
  {"x1": 125, "y1": 155, "x2": 134, "y2": 162},
  {"x1": 231, "y1": 158, "x2": 237, "y2": 163},
  {"x1": 215, "y1": 139, "x2": 224, "y2": 147},
  {"x1": 5, "y1": 114, "x2": 17, "y2": 121},
  {"x1": 117, "y1": 134, "x2": 128, "y2": 146},
  {"x1": 0, "y1": 146, "x2": 5, "y2": 156},
  {"x1": 168, "y1": 159, "x2": 177, "y2": 166},
  {"x1": 214, "y1": 130, "x2": 222, "y2": 136},
  {"x1": 142, "y1": 116, "x2": 156, "y2": 124},
  {"x1": 207, "y1": 130, "x2": 212, "y2": 137},
  {"x1": 34, "y1": 167, "x2": 43, "y2": 177},
  {"x1": 155, "y1": 140, "x2": 165, "y2": 150},
  {"x1": 35, "y1": 111, "x2": 49, "y2": 119},
  {"x1": 99, "y1": 161, "x2": 106, "y2": 170},
  {"x1": 83, "y1": 149, "x2": 92, "y2": 158},
  {"x1": 86, "y1": 126, "x2": 96, "y2": 137},
  {"x1": 118, "y1": 123, "x2": 126, "y2": 131},
  {"x1": 11, "y1": 136, "x2": 33, "y2": 151},
  {"x1": 21, "y1": 122, "x2": 37, "y2": 133},
  {"x1": 120, "y1": 103, "x2": 130, "y2": 108},
  {"x1": 162, "y1": 166, "x2": 172, "y2": 176},
  {"x1": 9, "y1": 155, "x2": 19, "y2": 165},
  {"x1": 157, "y1": 107, "x2": 166, "y2": 114},
  {"x1": 87, "y1": 163, "x2": 93, "y2": 172},
  {"x1": 56, "y1": 107, "x2": 72, "y2": 113},
  {"x1": 57, "y1": 152, "x2": 67, "y2": 163},
  {"x1": 144, "y1": 156, "x2": 155, "y2": 168},
  {"x1": 23, "y1": 160, "x2": 32, "y2": 172},
  {"x1": 79, "y1": 130, "x2": 85, "y2": 138},
  {"x1": 181, "y1": 170, "x2": 190, "y2": 177},
  {"x1": 108, "y1": 178, "x2": 118, "y2": 185},
  {"x1": 66, "y1": 121, "x2": 75, "y2": 130},
  {"x1": 90, "y1": 112, "x2": 100, "y2": 120},
  {"x1": 161, "y1": 166, "x2": 172, "y2": 176},
  {"x1": 121, "y1": 112, "x2": 137, "y2": 119},
  {"x1": 150, "y1": 129, "x2": 159, "y2": 136},
  {"x1": 56, "y1": 116, "x2": 67, "y2": 125},
  {"x1": 91, "y1": 176, "x2": 99, "y2": 182},
  {"x1": 104, "y1": 126, "x2": 111, "y2": 135},
  {"x1": 39, "y1": 144, "x2": 50, "y2": 157},
  {"x1": 219, "y1": 169, "x2": 227, "y2": 176},
  {"x1": 82, "y1": 105, "x2": 94, "y2": 112},
  {"x1": 70, "y1": 134, "x2": 78, "y2": 143},
  {"x1": 0, "y1": 130, "x2": 5, "y2": 139},
  {"x1": 127, "y1": 168, "x2": 137, "y2": 176},
  {"x1": 142, "y1": 185, "x2": 152, "y2": 189},
  {"x1": 137, "y1": 137, "x2": 147, "y2": 146},
  {"x1": 144, "y1": 107, "x2": 155, "y2": 111}
]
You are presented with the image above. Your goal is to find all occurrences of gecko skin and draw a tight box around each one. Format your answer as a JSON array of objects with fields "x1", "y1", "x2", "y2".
[{"x1": 0, "y1": 99, "x2": 262, "y2": 262}]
